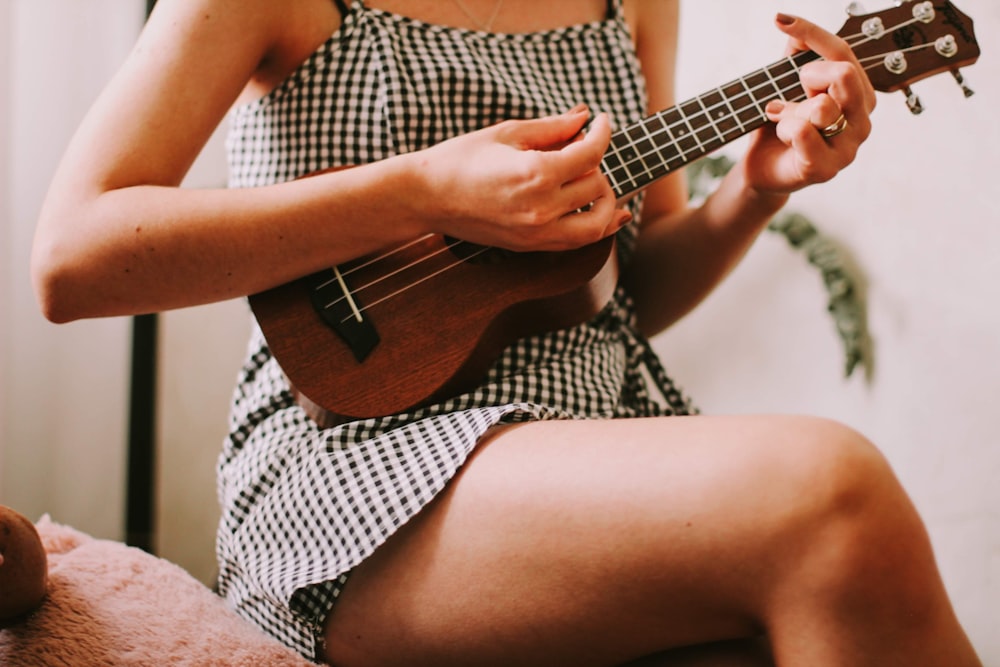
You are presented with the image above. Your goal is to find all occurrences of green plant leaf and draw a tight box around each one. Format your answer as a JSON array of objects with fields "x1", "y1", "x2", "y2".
[{"x1": 686, "y1": 155, "x2": 872, "y2": 380}]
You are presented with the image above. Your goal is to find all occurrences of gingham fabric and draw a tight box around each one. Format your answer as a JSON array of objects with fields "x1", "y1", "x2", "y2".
[{"x1": 216, "y1": 0, "x2": 696, "y2": 659}]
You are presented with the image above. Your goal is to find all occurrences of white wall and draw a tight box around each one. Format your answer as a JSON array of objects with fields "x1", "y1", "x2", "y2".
[
  {"x1": 1, "y1": 1, "x2": 144, "y2": 540},
  {"x1": 661, "y1": 0, "x2": 999, "y2": 661},
  {"x1": 0, "y1": 0, "x2": 11, "y2": 491},
  {"x1": 1, "y1": 0, "x2": 996, "y2": 661},
  {"x1": 0, "y1": 0, "x2": 244, "y2": 586}
]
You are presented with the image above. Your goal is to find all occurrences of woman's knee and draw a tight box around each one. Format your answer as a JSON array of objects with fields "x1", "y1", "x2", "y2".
[
  {"x1": 764, "y1": 417, "x2": 933, "y2": 602},
  {"x1": 784, "y1": 416, "x2": 899, "y2": 519}
]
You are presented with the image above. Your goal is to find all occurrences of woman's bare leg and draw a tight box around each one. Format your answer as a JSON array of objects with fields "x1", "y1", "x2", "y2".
[
  {"x1": 320, "y1": 414, "x2": 980, "y2": 667},
  {"x1": 622, "y1": 637, "x2": 772, "y2": 666}
]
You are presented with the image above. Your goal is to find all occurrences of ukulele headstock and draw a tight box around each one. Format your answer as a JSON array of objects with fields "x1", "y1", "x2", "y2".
[{"x1": 839, "y1": 1, "x2": 980, "y2": 113}]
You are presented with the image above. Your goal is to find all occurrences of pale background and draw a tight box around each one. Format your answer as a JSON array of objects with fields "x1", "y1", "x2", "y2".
[{"x1": 1, "y1": 0, "x2": 996, "y2": 661}]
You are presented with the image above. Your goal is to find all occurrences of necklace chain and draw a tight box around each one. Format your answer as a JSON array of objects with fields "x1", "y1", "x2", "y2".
[{"x1": 450, "y1": 0, "x2": 505, "y2": 32}]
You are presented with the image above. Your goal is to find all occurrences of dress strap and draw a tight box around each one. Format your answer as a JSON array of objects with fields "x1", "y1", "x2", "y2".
[{"x1": 332, "y1": 0, "x2": 350, "y2": 18}]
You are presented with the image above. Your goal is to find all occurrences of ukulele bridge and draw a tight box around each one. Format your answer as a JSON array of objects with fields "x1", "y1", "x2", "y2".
[{"x1": 310, "y1": 266, "x2": 380, "y2": 363}]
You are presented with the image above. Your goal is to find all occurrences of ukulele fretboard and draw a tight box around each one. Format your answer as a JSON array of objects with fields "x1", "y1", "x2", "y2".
[{"x1": 603, "y1": 50, "x2": 820, "y2": 198}]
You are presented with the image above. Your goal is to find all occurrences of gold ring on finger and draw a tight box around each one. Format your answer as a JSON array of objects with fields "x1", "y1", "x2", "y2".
[{"x1": 821, "y1": 113, "x2": 848, "y2": 139}]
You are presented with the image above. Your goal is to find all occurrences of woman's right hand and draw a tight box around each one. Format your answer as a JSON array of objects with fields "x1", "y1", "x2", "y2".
[{"x1": 409, "y1": 106, "x2": 630, "y2": 252}]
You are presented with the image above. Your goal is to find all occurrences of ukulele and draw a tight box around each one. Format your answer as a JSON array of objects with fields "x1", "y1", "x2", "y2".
[{"x1": 250, "y1": 1, "x2": 980, "y2": 424}]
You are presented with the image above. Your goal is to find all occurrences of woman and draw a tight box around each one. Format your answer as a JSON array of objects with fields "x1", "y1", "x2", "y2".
[{"x1": 32, "y1": 0, "x2": 981, "y2": 665}]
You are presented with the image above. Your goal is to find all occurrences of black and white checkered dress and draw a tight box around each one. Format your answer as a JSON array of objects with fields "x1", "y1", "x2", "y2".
[{"x1": 216, "y1": 0, "x2": 695, "y2": 659}]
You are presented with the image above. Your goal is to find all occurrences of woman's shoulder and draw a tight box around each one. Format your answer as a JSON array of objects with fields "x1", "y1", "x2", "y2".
[
  {"x1": 142, "y1": 0, "x2": 339, "y2": 105},
  {"x1": 624, "y1": 0, "x2": 679, "y2": 48},
  {"x1": 228, "y1": 0, "x2": 343, "y2": 104}
]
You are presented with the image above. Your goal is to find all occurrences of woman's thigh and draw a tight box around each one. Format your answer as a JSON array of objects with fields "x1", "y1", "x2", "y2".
[{"x1": 320, "y1": 413, "x2": 888, "y2": 667}]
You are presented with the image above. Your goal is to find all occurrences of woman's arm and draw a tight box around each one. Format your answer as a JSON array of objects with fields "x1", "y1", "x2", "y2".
[
  {"x1": 32, "y1": 0, "x2": 624, "y2": 323},
  {"x1": 32, "y1": 0, "x2": 356, "y2": 321},
  {"x1": 624, "y1": 1, "x2": 875, "y2": 338}
]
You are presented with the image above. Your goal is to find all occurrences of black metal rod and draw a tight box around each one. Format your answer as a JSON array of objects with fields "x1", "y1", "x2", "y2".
[
  {"x1": 125, "y1": 313, "x2": 158, "y2": 552},
  {"x1": 126, "y1": 0, "x2": 160, "y2": 553}
]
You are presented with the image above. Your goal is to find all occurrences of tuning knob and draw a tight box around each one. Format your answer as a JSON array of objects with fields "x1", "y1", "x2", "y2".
[
  {"x1": 951, "y1": 69, "x2": 975, "y2": 98},
  {"x1": 846, "y1": 2, "x2": 867, "y2": 16},
  {"x1": 902, "y1": 85, "x2": 924, "y2": 114}
]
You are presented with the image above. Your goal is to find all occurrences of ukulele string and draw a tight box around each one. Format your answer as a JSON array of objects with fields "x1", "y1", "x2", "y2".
[
  {"x1": 316, "y1": 233, "x2": 434, "y2": 306},
  {"x1": 339, "y1": 246, "x2": 494, "y2": 325},
  {"x1": 313, "y1": 228, "x2": 494, "y2": 322},
  {"x1": 321, "y1": 17, "x2": 931, "y2": 322},
  {"x1": 840, "y1": 12, "x2": 930, "y2": 49},
  {"x1": 856, "y1": 41, "x2": 943, "y2": 71},
  {"x1": 326, "y1": 237, "x2": 491, "y2": 319},
  {"x1": 603, "y1": 18, "x2": 928, "y2": 179},
  {"x1": 319, "y1": 235, "x2": 464, "y2": 309},
  {"x1": 837, "y1": 12, "x2": 949, "y2": 73},
  {"x1": 318, "y1": 233, "x2": 436, "y2": 286}
]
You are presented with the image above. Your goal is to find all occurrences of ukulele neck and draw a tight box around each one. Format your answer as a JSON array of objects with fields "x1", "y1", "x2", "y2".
[{"x1": 602, "y1": 50, "x2": 819, "y2": 199}]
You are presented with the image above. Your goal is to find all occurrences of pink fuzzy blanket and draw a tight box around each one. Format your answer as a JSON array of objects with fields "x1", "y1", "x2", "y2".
[{"x1": 0, "y1": 516, "x2": 314, "y2": 666}]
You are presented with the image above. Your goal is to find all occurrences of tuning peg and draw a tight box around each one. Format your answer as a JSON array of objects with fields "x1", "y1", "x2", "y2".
[
  {"x1": 950, "y1": 69, "x2": 975, "y2": 98},
  {"x1": 902, "y1": 85, "x2": 924, "y2": 114},
  {"x1": 846, "y1": 2, "x2": 866, "y2": 16}
]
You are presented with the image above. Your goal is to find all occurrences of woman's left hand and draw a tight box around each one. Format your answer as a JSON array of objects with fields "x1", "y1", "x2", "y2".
[{"x1": 741, "y1": 13, "x2": 877, "y2": 195}]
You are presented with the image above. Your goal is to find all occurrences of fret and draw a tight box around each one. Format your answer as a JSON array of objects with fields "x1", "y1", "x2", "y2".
[
  {"x1": 769, "y1": 60, "x2": 801, "y2": 102},
  {"x1": 774, "y1": 73, "x2": 801, "y2": 100},
  {"x1": 747, "y1": 68, "x2": 784, "y2": 113},
  {"x1": 600, "y1": 149, "x2": 627, "y2": 197},
  {"x1": 638, "y1": 117, "x2": 672, "y2": 185},
  {"x1": 609, "y1": 120, "x2": 669, "y2": 196},
  {"x1": 599, "y1": 49, "x2": 823, "y2": 199},
  {"x1": 624, "y1": 123, "x2": 655, "y2": 182},
  {"x1": 674, "y1": 101, "x2": 706, "y2": 156},
  {"x1": 694, "y1": 93, "x2": 726, "y2": 149},
  {"x1": 740, "y1": 71, "x2": 780, "y2": 129},
  {"x1": 740, "y1": 65, "x2": 793, "y2": 120},
  {"x1": 646, "y1": 112, "x2": 690, "y2": 173},
  {"x1": 686, "y1": 98, "x2": 729, "y2": 157},
  {"x1": 781, "y1": 53, "x2": 812, "y2": 102},
  {"x1": 706, "y1": 88, "x2": 745, "y2": 137},
  {"x1": 762, "y1": 64, "x2": 787, "y2": 103},
  {"x1": 612, "y1": 126, "x2": 642, "y2": 190},
  {"x1": 727, "y1": 79, "x2": 766, "y2": 128},
  {"x1": 603, "y1": 134, "x2": 636, "y2": 194},
  {"x1": 660, "y1": 107, "x2": 700, "y2": 164},
  {"x1": 742, "y1": 69, "x2": 778, "y2": 111}
]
